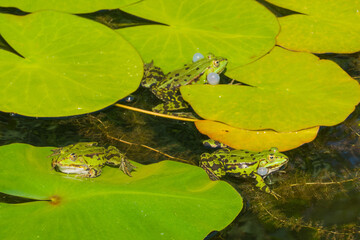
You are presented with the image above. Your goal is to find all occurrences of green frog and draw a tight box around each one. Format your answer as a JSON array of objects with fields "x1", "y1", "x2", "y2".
[
  {"x1": 200, "y1": 145, "x2": 289, "y2": 199},
  {"x1": 50, "y1": 142, "x2": 136, "y2": 178},
  {"x1": 141, "y1": 53, "x2": 228, "y2": 117}
]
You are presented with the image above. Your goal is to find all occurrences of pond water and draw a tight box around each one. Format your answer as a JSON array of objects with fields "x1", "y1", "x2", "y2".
[{"x1": 1, "y1": 85, "x2": 359, "y2": 239}]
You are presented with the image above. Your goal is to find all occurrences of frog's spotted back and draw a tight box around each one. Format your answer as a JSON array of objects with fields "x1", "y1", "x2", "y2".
[
  {"x1": 200, "y1": 146, "x2": 289, "y2": 199},
  {"x1": 50, "y1": 142, "x2": 135, "y2": 178}
]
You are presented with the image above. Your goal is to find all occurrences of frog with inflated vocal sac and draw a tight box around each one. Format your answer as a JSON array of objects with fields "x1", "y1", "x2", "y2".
[
  {"x1": 50, "y1": 142, "x2": 135, "y2": 178},
  {"x1": 141, "y1": 53, "x2": 228, "y2": 117},
  {"x1": 200, "y1": 141, "x2": 288, "y2": 199}
]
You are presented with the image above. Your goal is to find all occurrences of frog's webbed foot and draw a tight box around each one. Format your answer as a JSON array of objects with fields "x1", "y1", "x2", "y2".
[
  {"x1": 106, "y1": 147, "x2": 136, "y2": 177},
  {"x1": 118, "y1": 158, "x2": 136, "y2": 177}
]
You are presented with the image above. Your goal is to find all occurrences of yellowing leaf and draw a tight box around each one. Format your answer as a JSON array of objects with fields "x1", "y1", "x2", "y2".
[{"x1": 196, "y1": 120, "x2": 319, "y2": 151}]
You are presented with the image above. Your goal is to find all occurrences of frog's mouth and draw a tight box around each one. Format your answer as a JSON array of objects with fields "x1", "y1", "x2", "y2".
[
  {"x1": 54, "y1": 165, "x2": 88, "y2": 175},
  {"x1": 267, "y1": 160, "x2": 288, "y2": 175}
]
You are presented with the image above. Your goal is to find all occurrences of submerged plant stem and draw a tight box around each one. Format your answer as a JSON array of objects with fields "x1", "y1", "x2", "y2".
[
  {"x1": 259, "y1": 202, "x2": 359, "y2": 238},
  {"x1": 290, "y1": 176, "x2": 360, "y2": 187},
  {"x1": 115, "y1": 103, "x2": 198, "y2": 122},
  {"x1": 89, "y1": 115, "x2": 192, "y2": 164}
]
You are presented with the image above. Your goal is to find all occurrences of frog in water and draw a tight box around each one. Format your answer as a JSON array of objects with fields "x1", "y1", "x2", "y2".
[
  {"x1": 141, "y1": 53, "x2": 228, "y2": 117},
  {"x1": 200, "y1": 142, "x2": 289, "y2": 199},
  {"x1": 50, "y1": 142, "x2": 136, "y2": 178}
]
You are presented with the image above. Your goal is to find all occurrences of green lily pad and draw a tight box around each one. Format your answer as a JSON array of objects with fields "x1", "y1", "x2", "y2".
[
  {"x1": 195, "y1": 120, "x2": 319, "y2": 151},
  {"x1": 0, "y1": 11, "x2": 143, "y2": 117},
  {"x1": 0, "y1": 143, "x2": 242, "y2": 239},
  {"x1": 0, "y1": 0, "x2": 136, "y2": 13},
  {"x1": 181, "y1": 47, "x2": 360, "y2": 132},
  {"x1": 265, "y1": 0, "x2": 360, "y2": 53},
  {"x1": 117, "y1": 0, "x2": 279, "y2": 72}
]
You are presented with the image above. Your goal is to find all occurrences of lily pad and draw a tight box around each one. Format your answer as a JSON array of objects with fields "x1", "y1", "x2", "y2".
[
  {"x1": 117, "y1": 0, "x2": 279, "y2": 72},
  {"x1": 0, "y1": 0, "x2": 136, "y2": 13},
  {"x1": 181, "y1": 47, "x2": 360, "y2": 132},
  {"x1": 265, "y1": 0, "x2": 360, "y2": 53},
  {"x1": 0, "y1": 11, "x2": 143, "y2": 117},
  {"x1": 0, "y1": 143, "x2": 243, "y2": 239},
  {"x1": 196, "y1": 120, "x2": 319, "y2": 151}
]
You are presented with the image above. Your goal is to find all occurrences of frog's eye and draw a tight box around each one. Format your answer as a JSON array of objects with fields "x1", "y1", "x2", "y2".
[
  {"x1": 267, "y1": 154, "x2": 275, "y2": 161},
  {"x1": 213, "y1": 60, "x2": 220, "y2": 67},
  {"x1": 69, "y1": 153, "x2": 77, "y2": 161}
]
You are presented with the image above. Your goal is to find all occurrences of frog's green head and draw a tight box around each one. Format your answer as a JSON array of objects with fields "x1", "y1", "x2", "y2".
[
  {"x1": 258, "y1": 147, "x2": 289, "y2": 176},
  {"x1": 206, "y1": 53, "x2": 228, "y2": 75},
  {"x1": 52, "y1": 151, "x2": 84, "y2": 166}
]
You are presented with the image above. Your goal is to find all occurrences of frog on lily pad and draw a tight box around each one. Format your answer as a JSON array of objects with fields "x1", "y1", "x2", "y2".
[
  {"x1": 141, "y1": 53, "x2": 228, "y2": 117},
  {"x1": 200, "y1": 140, "x2": 289, "y2": 199},
  {"x1": 50, "y1": 142, "x2": 136, "y2": 178}
]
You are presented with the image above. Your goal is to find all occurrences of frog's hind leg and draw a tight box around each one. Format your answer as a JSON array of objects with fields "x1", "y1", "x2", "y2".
[
  {"x1": 152, "y1": 100, "x2": 188, "y2": 113},
  {"x1": 200, "y1": 163, "x2": 220, "y2": 181},
  {"x1": 152, "y1": 96, "x2": 198, "y2": 118},
  {"x1": 106, "y1": 146, "x2": 136, "y2": 177},
  {"x1": 118, "y1": 159, "x2": 136, "y2": 177},
  {"x1": 200, "y1": 153, "x2": 227, "y2": 180}
]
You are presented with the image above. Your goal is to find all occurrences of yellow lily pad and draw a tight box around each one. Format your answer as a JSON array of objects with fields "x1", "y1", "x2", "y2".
[
  {"x1": 266, "y1": 0, "x2": 360, "y2": 53},
  {"x1": 196, "y1": 120, "x2": 319, "y2": 151}
]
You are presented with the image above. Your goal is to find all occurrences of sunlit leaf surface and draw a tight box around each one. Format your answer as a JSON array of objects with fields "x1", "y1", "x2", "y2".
[
  {"x1": 0, "y1": 0, "x2": 136, "y2": 13},
  {"x1": 0, "y1": 11, "x2": 143, "y2": 117},
  {"x1": 266, "y1": 0, "x2": 360, "y2": 53},
  {"x1": 118, "y1": 0, "x2": 279, "y2": 72},
  {"x1": 182, "y1": 47, "x2": 360, "y2": 132},
  {"x1": 0, "y1": 143, "x2": 243, "y2": 239}
]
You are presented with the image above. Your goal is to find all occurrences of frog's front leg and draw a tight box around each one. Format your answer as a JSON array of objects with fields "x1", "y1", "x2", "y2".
[
  {"x1": 85, "y1": 167, "x2": 103, "y2": 178},
  {"x1": 252, "y1": 172, "x2": 281, "y2": 199}
]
